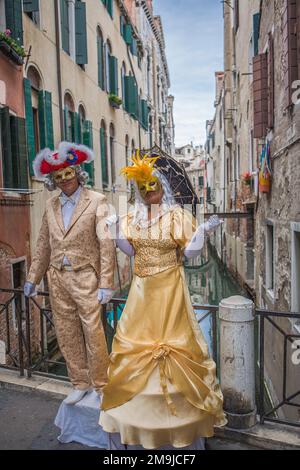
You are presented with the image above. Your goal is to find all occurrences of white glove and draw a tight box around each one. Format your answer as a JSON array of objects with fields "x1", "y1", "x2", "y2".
[
  {"x1": 184, "y1": 225, "x2": 205, "y2": 259},
  {"x1": 97, "y1": 288, "x2": 114, "y2": 305},
  {"x1": 106, "y1": 214, "x2": 119, "y2": 226},
  {"x1": 203, "y1": 215, "x2": 223, "y2": 233},
  {"x1": 105, "y1": 215, "x2": 135, "y2": 257},
  {"x1": 24, "y1": 281, "x2": 37, "y2": 297}
]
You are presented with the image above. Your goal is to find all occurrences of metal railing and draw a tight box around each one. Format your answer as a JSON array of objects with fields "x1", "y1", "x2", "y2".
[
  {"x1": 1, "y1": 288, "x2": 300, "y2": 428},
  {"x1": 256, "y1": 308, "x2": 300, "y2": 428},
  {"x1": 0, "y1": 288, "x2": 219, "y2": 379}
]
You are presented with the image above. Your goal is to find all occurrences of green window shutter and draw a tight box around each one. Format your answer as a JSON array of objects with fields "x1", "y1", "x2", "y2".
[
  {"x1": 60, "y1": 0, "x2": 70, "y2": 54},
  {"x1": 141, "y1": 100, "x2": 149, "y2": 130},
  {"x1": 38, "y1": 90, "x2": 54, "y2": 150},
  {"x1": 64, "y1": 107, "x2": 71, "y2": 141},
  {"x1": 120, "y1": 15, "x2": 125, "y2": 37},
  {"x1": 124, "y1": 24, "x2": 132, "y2": 45},
  {"x1": 23, "y1": 0, "x2": 39, "y2": 13},
  {"x1": 0, "y1": 107, "x2": 14, "y2": 188},
  {"x1": 83, "y1": 120, "x2": 94, "y2": 186},
  {"x1": 44, "y1": 91, "x2": 54, "y2": 150},
  {"x1": 138, "y1": 95, "x2": 142, "y2": 123},
  {"x1": 109, "y1": 56, "x2": 118, "y2": 95},
  {"x1": 75, "y1": 112, "x2": 82, "y2": 144},
  {"x1": 100, "y1": 127, "x2": 108, "y2": 187},
  {"x1": 107, "y1": 0, "x2": 113, "y2": 18},
  {"x1": 73, "y1": 112, "x2": 80, "y2": 144},
  {"x1": 97, "y1": 35, "x2": 104, "y2": 89},
  {"x1": 253, "y1": 13, "x2": 260, "y2": 56},
  {"x1": 70, "y1": 111, "x2": 76, "y2": 142},
  {"x1": 75, "y1": 1, "x2": 88, "y2": 65},
  {"x1": 10, "y1": 116, "x2": 29, "y2": 189},
  {"x1": 125, "y1": 76, "x2": 138, "y2": 118},
  {"x1": 23, "y1": 78, "x2": 35, "y2": 176},
  {"x1": 5, "y1": 0, "x2": 23, "y2": 44},
  {"x1": 38, "y1": 90, "x2": 46, "y2": 149},
  {"x1": 130, "y1": 37, "x2": 137, "y2": 56}
]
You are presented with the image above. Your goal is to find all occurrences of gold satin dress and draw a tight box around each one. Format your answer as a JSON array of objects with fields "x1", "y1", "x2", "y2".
[{"x1": 100, "y1": 207, "x2": 227, "y2": 449}]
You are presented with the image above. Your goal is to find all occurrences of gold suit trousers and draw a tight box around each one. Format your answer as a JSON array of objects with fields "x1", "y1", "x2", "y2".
[{"x1": 47, "y1": 266, "x2": 109, "y2": 392}]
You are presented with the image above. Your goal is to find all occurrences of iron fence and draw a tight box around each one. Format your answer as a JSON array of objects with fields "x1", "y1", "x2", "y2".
[{"x1": 256, "y1": 309, "x2": 300, "y2": 428}]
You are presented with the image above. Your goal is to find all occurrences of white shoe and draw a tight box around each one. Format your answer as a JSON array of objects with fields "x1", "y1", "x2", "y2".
[{"x1": 63, "y1": 388, "x2": 90, "y2": 405}]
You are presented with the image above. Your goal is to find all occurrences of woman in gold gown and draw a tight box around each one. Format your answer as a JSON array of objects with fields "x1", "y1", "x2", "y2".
[{"x1": 100, "y1": 152, "x2": 227, "y2": 449}]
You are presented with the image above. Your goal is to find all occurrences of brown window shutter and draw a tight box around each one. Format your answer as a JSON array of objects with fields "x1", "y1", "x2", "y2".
[
  {"x1": 253, "y1": 53, "x2": 268, "y2": 138},
  {"x1": 283, "y1": 0, "x2": 298, "y2": 107},
  {"x1": 268, "y1": 33, "x2": 275, "y2": 129}
]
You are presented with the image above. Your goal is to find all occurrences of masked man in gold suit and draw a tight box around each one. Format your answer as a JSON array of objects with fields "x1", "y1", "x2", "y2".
[
  {"x1": 24, "y1": 142, "x2": 115, "y2": 405},
  {"x1": 100, "y1": 151, "x2": 227, "y2": 450}
]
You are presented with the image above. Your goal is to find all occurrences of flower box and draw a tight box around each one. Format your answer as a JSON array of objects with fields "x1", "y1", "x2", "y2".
[
  {"x1": 108, "y1": 94, "x2": 122, "y2": 109},
  {"x1": 0, "y1": 40, "x2": 24, "y2": 65}
]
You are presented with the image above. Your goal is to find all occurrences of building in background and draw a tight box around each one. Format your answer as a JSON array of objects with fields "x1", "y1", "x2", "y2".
[
  {"x1": 204, "y1": 0, "x2": 300, "y2": 422},
  {"x1": 0, "y1": 0, "x2": 174, "y2": 364},
  {"x1": 174, "y1": 143, "x2": 206, "y2": 210},
  {"x1": 0, "y1": 0, "x2": 36, "y2": 362},
  {"x1": 20, "y1": 0, "x2": 174, "y2": 291}
]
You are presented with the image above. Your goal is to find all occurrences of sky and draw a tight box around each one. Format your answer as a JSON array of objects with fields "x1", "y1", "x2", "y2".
[{"x1": 153, "y1": 0, "x2": 224, "y2": 148}]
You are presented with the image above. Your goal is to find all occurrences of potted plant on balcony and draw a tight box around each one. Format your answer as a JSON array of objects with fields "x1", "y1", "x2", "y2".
[
  {"x1": 0, "y1": 29, "x2": 26, "y2": 65},
  {"x1": 241, "y1": 172, "x2": 252, "y2": 186},
  {"x1": 108, "y1": 93, "x2": 122, "y2": 109}
]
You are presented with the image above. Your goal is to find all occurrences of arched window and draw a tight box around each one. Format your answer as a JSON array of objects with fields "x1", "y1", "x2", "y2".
[
  {"x1": 110, "y1": 123, "x2": 116, "y2": 185},
  {"x1": 131, "y1": 139, "x2": 135, "y2": 157},
  {"x1": 97, "y1": 27, "x2": 105, "y2": 90},
  {"x1": 24, "y1": 65, "x2": 55, "y2": 175},
  {"x1": 105, "y1": 40, "x2": 112, "y2": 92},
  {"x1": 100, "y1": 120, "x2": 109, "y2": 188},
  {"x1": 64, "y1": 92, "x2": 75, "y2": 141},
  {"x1": 121, "y1": 62, "x2": 126, "y2": 105}
]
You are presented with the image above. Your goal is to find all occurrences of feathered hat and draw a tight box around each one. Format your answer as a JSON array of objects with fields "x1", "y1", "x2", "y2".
[
  {"x1": 120, "y1": 149, "x2": 159, "y2": 183},
  {"x1": 33, "y1": 141, "x2": 94, "y2": 179}
]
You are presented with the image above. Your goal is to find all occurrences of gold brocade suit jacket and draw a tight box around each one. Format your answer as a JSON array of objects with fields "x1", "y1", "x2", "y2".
[{"x1": 27, "y1": 188, "x2": 115, "y2": 289}]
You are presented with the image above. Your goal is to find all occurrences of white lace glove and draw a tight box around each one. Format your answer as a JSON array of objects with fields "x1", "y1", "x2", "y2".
[
  {"x1": 184, "y1": 216, "x2": 223, "y2": 259},
  {"x1": 203, "y1": 215, "x2": 223, "y2": 233},
  {"x1": 97, "y1": 288, "x2": 114, "y2": 305},
  {"x1": 24, "y1": 281, "x2": 37, "y2": 297},
  {"x1": 106, "y1": 215, "x2": 135, "y2": 257}
]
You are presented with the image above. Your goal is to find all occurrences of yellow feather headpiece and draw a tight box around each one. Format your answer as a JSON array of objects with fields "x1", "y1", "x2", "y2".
[{"x1": 120, "y1": 149, "x2": 159, "y2": 183}]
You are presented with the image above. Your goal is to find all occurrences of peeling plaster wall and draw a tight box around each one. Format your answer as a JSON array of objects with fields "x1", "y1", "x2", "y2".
[{"x1": 255, "y1": 0, "x2": 300, "y2": 423}]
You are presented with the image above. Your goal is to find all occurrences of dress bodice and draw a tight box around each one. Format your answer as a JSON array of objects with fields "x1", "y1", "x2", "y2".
[{"x1": 121, "y1": 206, "x2": 197, "y2": 277}]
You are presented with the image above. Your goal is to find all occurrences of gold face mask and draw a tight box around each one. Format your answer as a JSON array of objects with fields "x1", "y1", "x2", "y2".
[
  {"x1": 53, "y1": 166, "x2": 76, "y2": 184},
  {"x1": 138, "y1": 177, "x2": 162, "y2": 198}
]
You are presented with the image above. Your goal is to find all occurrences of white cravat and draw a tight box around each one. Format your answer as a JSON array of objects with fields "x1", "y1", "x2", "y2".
[{"x1": 60, "y1": 186, "x2": 82, "y2": 265}]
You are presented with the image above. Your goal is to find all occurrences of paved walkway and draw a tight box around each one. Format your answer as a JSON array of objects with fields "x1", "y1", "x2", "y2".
[
  {"x1": 0, "y1": 387, "x2": 100, "y2": 450},
  {"x1": 0, "y1": 386, "x2": 262, "y2": 451}
]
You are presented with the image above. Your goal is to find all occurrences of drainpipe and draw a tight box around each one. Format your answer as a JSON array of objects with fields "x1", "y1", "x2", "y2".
[{"x1": 54, "y1": 0, "x2": 64, "y2": 140}]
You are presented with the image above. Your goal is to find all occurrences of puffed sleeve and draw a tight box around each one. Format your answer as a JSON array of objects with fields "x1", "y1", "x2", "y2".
[
  {"x1": 120, "y1": 213, "x2": 133, "y2": 243},
  {"x1": 171, "y1": 207, "x2": 198, "y2": 249}
]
